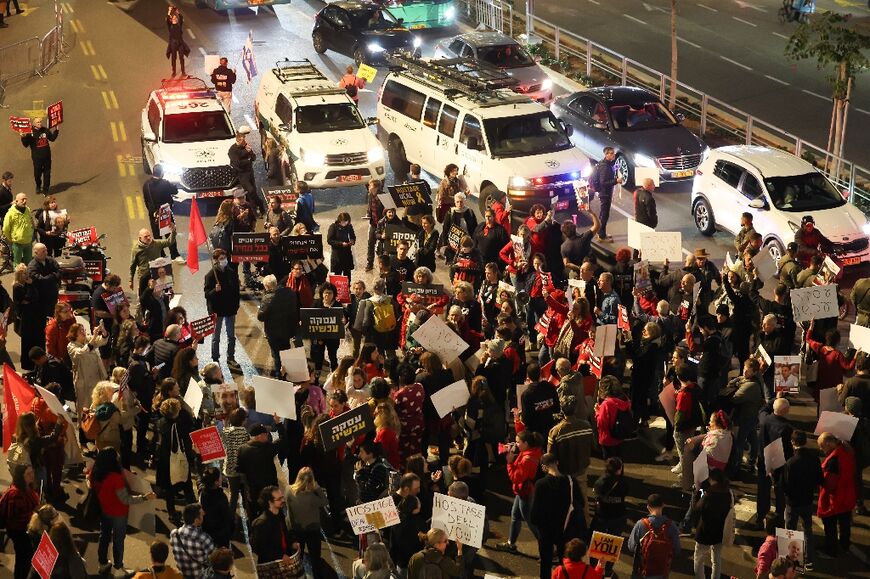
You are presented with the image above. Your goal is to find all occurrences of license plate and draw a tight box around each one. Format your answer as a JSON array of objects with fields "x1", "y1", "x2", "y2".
[
  {"x1": 248, "y1": 0, "x2": 267, "y2": 4},
  {"x1": 410, "y1": 24, "x2": 427, "y2": 29},
  {"x1": 196, "y1": 190, "x2": 226, "y2": 198},
  {"x1": 552, "y1": 199, "x2": 569, "y2": 211},
  {"x1": 672, "y1": 169, "x2": 695, "y2": 179},
  {"x1": 842, "y1": 256, "x2": 860, "y2": 265},
  {"x1": 337, "y1": 175, "x2": 362, "y2": 183}
]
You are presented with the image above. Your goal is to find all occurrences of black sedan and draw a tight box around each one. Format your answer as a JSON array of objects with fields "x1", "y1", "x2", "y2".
[
  {"x1": 551, "y1": 86, "x2": 706, "y2": 188},
  {"x1": 312, "y1": 1, "x2": 421, "y2": 66}
]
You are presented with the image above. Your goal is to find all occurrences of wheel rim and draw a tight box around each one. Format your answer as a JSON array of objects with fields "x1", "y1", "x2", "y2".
[
  {"x1": 694, "y1": 203, "x2": 709, "y2": 231},
  {"x1": 614, "y1": 155, "x2": 629, "y2": 184},
  {"x1": 313, "y1": 34, "x2": 323, "y2": 52},
  {"x1": 767, "y1": 242, "x2": 783, "y2": 265}
]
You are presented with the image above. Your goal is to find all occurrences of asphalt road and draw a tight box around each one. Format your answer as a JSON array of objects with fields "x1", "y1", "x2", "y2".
[
  {"x1": 531, "y1": 0, "x2": 870, "y2": 167},
  {"x1": 0, "y1": 1, "x2": 868, "y2": 578}
]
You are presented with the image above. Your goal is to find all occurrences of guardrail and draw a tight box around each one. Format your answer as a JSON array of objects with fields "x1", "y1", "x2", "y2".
[
  {"x1": 458, "y1": 0, "x2": 513, "y2": 36},
  {"x1": 453, "y1": 0, "x2": 870, "y2": 214},
  {"x1": 0, "y1": 23, "x2": 74, "y2": 94}
]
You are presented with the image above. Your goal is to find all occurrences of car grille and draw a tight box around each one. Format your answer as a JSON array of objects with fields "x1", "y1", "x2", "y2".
[
  {"x1": 325, "y1": 152, "x2": 368, "y2": 166},
  {"x1": 516, "y1": 83, "x2": 542, "y2": 94},
  {"x1": 657, "y1": 153, "x2": 702, "y2": 171},
  {"x1": 181, "y1": 165, "x2": 236, "y2": 191},
  {"x1": 831, "y1": 237, "x2": 869, "y2": 254}
]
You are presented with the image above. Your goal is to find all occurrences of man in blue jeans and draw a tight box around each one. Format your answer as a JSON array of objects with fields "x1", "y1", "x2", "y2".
[{"x1": 203, "y1": 248, "x2": 241, "y2": 372}]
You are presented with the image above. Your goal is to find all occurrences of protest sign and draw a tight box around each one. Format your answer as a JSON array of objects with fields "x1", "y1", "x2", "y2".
[
  {"x1": 66, "y1": 226, "x2": 97, "y2": 246},
  {"x1": 376, "y1": 192, "x2": 397, "y2": 210},
  {"x1": 384, "y1": 223, "x2": 418, "y2": 254},
  {"x1": 498, "y1": 280, "x2": 515, "y2": 296},
  {"x1": 157, "y1": 203, "x2": 173, "y2": 236},
  {"x1": 820, "y1": 256, "x2": 841, "y2": 281},
  {"x1": 814, "y1": 410, "x2": 858, "y2": 442},
  {"x1": 301, "y1": 307, "x2": 344, "y2": 340},
  {"x1": 124, "y1": 470, "x2": 155, "y2": 533},
  {"x1": 357, "y1": 62, "x2": 377, "y2": 83},
  {"x1": 725, "y1": 252, "x2": 735, "y2": 270},
  {"x1": 75, "y1": 315, "x2": 91, "y2": 333},
  {"x1": 47, "y1": 101, "x2": 64, "y2": 128},
  {"x1": 387, "y1": 182, "x2": 432, "y2": 209},
  {"x1": 639, "y1": 231, "x2": 682, "y2": 262},
  {"x1": 617, "y1": 304, "x2": 630, "y2": 332},
  {"x1": 184, "y1": 378, "x2": 203, "y2": 418},
  {"x1": 588, "y1": 531, "x2": 624, "y2": 563},
  {"x1": 10, "y1": 116, "x2": 31, "y2": 134},
  {"x1": 567, "y1": 278, "x2": 586, "y2": 308},
  {"x1": 849, "y1": 323, "x2": 870, "y2": 352},
  {"x1": 510, "y1": 234, "x2": 524, "y2": 261},
  {"x1": 231, "y1": 232, "x2": 270, "y2": 263},
  {"x1": 773, "y1": 356, "x2": 801, "y2": 393},
  {"x1": 190, "y1": 426, "x2": 226, "y2": 462},
  {"x1": 776, "y1": 528, "x2": 805, "y2": 568},
  {"x1": 101, "y1": 289, "x2": 128, "y2": 317},
  {"x1": 658, "y1": 383, "x2": 676, "y2": 425},
  {"x1": 634, "y1": 260, "x2": 652, "y2": 291},
  {"x1": 432, "y1": 492, "x2": 486, "y2": 548},
  {"x1": 411, "y1": 314, "x2": 469, "y2": 363},
  {"x1": 319, "y1": 404, "x2": 374, "y2": 451},
  {"x1": 401, "y1": 282, "x2": 446, "y2": 313},
  {"x1": 211, "y1": 382, "x2": 238, "y2": 395},
  {"x1": 447, "y1": 224, "x2": 466, "y2": 252},
  {"x1": 431, "y1": 380, "x2": 470, "y2": 418},
  {"x1": 627, "y1": 218, "x2": 654, "y2": 250},
  {"x1": 593, "y1": 324, "x2": 618, "y2": 358},
  {"x1": 346, "y1": 497, "x2": 401, "y2": 535},
  {"x1": 34, "y1": 386, "x2": 73, "y2": 426},
  {"x1": 32, "y1": 531, "x2": 58, "y2": 579},
  {"x1": 790, "y1": 284, "x2": 838, "y2": 323},
  {"x1": 693, "y1": 449, "x2": 709, "y2": 486},
  {"x1": 819, "y1": 387, "x2": 844, "y2": 413},
  {"x1": 189, "y1": 314, "x2": 216, "y2": 340},
  {"x1": 753, "y1": 252, "x2": 777, "y2": 281},
  {"x1": 282, "y1": 234, "x2": 323, "y2": 259},
  {"x1": 330, "y1": 275, "x2": 350, "y2": 303},
  {"x1": 764, "y1": 438, "x2": 786, "y2": 474},
  {"x1": 203, "y1": 54, "x2": 221, "y2": 79},
  {"x1": 279, "y1": 347, "x2": 310, "y2": 382},
  {"x1": 755, "y1": 344, "x2": 772, "y2": 367},
  {"x1": 252, "y1": 375, "x2": 297, "y2": 420},
  {"x1": 263, "y1": 186, "x2": 299, "y2": 213}
]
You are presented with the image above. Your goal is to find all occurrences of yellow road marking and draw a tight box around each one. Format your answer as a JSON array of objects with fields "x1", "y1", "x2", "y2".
[
  {"x1": 101, "y1": 90, "x2": 118, "y2": 109},
  {"x1": 19, "y1": 3, "x2": 38, "y2": 16},
  {"x1": 69, "y1": 19, "x2": 79, "y2": 33},
  {"x1": 72, "y1": 19, "x2": 84, "y2": 33},
  {"x1": 136, "y1": 196, "x2": 146, "y2": 220},
  {"x1": 91, "y1": 65, "x2": 108, "y2": 81},
  {"x1": 101, "y1": 91, "x2": 111, "y2": 109},
  {"x1": 97, "y1": 65, "x2": 107, "y2": 80},
  {"x1": 63, "y1": 3, "x2": 73, "y2": 13},
  {"x1": 80, "y1": 40, "x2": 93, "y2": 56},
  {"x1": 110, "y1": 122, "x2": 118, "y2": 142},
  {"x1": 118, "y1": 121, "x2": 127, "y2": 142},
  {"x1": 125, "y1": 197, "x2": 136, "y2": 220},
  {"x1": 90, "y1": 65, "x2": 100, "y2": 81},
  {"x1": 109, "y1": 90, "x2": 118, "y2": 109},
  {"x1": 117, "y1": 155, "x2": 127, "y2": 178}
]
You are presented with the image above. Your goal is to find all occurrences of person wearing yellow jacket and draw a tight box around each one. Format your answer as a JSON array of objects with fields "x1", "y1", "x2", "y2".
[{"x1": 2, "y1": 193, "x2": 35, "y2": 265}]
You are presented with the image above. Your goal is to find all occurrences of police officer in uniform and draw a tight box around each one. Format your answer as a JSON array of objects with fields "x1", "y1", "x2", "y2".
[
  {"x1": 210, "y1": 57, "x2": 237, "y2": 114},
  {"x1": 21, "y1": 117, "x2": 59, "y2": 194}
]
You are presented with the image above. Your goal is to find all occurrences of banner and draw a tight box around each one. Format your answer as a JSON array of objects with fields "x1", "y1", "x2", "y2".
[
  {"x1": 66, "y1": 226, "x2": 97, "y2": 246},
  {"x1": 282, "y1": 234, "x2": 323, "y2": 259},
  {"x1": 384, "y1": 223, "x2": 418, "y2": 255},
  {"x1": 387, "y1": 182, "x2": 432, "y2": 209},
  {"x1": 401, "y1": 282, "x2": 446, "y2": 313},
  {"x1": 263, "y1": 186, "x2": 298, "y2": 213},
  {"x1": 189, "y1": 314, "x2": 217, "y2": 340},
  {"x1": 588, "y1": 531, "x2": 624, "y2": 563},
  {"x1": 301, "y1": 307, "x2": 344, "y2": 340},
  {"x1": 190, "y1": 426, "x2": 227, "y2": 462},
  {"x1": 242, "y1": 30, "x2": 258, "y2": 82},
  {"x1": 790, "y1": 284, "x2": 839, "y2": 323},
  {"x1": 318, "y1": 404, "x2": 374, "y2": 451},
  {"x1": 3, "y1": 364, "x2": 36, "y2": 450},
  {"x1": 346, "y1": 497, "x2": 401, "y2": 535},
  {"x1": 47, "y1": 101, "x2": 63, "y2": 128},
  {"x1": 432, "y1": 492, "x2": 486, "y2": 548},
  {"x1": 10, "y1": 116, "x2": 31, "y2": 134},
  {"x1": 329, "y1": 275, "x2": 350, "y2": 304},
  {"x1": 32, "y1": 532, "x2": 58, "y2": 579},
  {"x1": 231, "y1": 232, "x2": 270, "y2": 263},
  {"x1": 158, "y1": 203, "x2": 173, "y2": 236}
]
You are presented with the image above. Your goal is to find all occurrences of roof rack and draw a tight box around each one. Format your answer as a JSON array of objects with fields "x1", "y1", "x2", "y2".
[
  {"x1": 271, "y1": 58, "x2": 349, "y2": 98},
  {"x1": 387, "y1": 55, "x2": 530, "y2": 106}
]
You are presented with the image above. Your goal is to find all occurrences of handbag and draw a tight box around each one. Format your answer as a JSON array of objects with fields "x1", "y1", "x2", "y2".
[{"x1": 169, "y1": 422, "x2": 189, "y2": 485}]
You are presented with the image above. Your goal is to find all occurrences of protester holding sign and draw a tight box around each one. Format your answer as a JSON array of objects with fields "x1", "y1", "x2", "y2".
[
  {"x1": 805, "y1": 319, "x2": 857, "y2": 404},
  {"x1": 142, "y1": 166, "x2": 183, "y2": 263},
  {"x1": 327, "y1": 212, "x2": 356, "y2": 281},
  {"x1": 21, "y1": 117, "x2": 59, "y2": 194},
  {"x1": 204, "y1": 249, "x2": 241, "y2": 372}
]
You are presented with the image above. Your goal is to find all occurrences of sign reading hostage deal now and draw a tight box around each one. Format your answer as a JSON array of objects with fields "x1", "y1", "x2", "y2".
[
  {"x1": 282, "y1": 234, "x2": 323, "y2": 259},
  {"x1": 301, "y1": 307, "x2": 344, "y2": 340},
  {"x1": 318, "y1": 404, "x2": 374, "y2": 451},
  {"x1": 401, "y1": 282, "x2": 446, "y2": 313},
  {"x1": 231, "y1": 232, "x2": 270, "y2": 263},
  {"x1": 384, "y1": 223, "x2": 418, "y2": 255},
  {"x1": 189, "y1": 425, "x2": 226, "y2": 462},
  {"x1": 189, "y1": 314, "x2": 217, "y2": 339},
  {"x1": 387, "y1": 181, "x2": 432, "y2": 208},
  {"x1": 263, "y1": 186, "x2": 299, "y2": 213}
]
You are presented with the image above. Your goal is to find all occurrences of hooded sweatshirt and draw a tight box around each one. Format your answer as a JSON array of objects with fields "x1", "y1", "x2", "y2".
[
  {"x1": 506, "y1": 446, "x2": 543, "y2": 499},
  {"x1": 596, "y1": 395, "x2": 631, "y2": 447}
]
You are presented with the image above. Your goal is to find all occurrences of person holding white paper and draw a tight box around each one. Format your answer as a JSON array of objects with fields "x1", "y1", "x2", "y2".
[
  {"x1": 805, "y1": 320, "x2": 857, "y2": 406},
  {"x1": 755, "y1": 398, "x2": 793, "y2": 530},
  {"x1": 155, "y1": 398, "x2": 196, "y2": 526},
  {"x1": 782, "y1": 430, "x2": 822, "y2": 567}
]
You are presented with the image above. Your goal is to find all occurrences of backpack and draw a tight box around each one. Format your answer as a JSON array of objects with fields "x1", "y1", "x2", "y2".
[
  {"x1": 634, "y1": 518, "x2": 674, "y2": 577},
  {"x1": 80, "y1": 410, "x2": 103, "y2": 441},
  {"x1": 345, "y1": 82, "x2": 358, "y2": 98},
  {"x1": 372, "y1": 298, "x2": 396, "y2": 333},
  {"x1": 208, "y1": 220, "x2": 232, "y2": 251},
  {"x1": 479, "y1": 401, "x2": 507, "y2": 443},
  {"x1": 610, "y1": 406, "x2": 637, "y2": 440}
]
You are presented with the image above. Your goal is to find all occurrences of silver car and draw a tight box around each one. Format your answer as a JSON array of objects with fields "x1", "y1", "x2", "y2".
[{"x1": 433, "y1": 31, "x2": 553, "y2": 104}]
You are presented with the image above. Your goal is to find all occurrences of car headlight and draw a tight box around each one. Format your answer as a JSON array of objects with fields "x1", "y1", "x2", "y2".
[
  {"x1": 444, "y1": 5, "x2": 456, "y2": 19},
  {"x1": 367, "y1": 146, "x2": 384, "y2": 163},
  {"x1": 541, "y1": 78, "x2": 553, "y2": 91},
  {"x1": 367, "y1": 42, "x2": 386, "y2": 53},
  {"x1": 510, "y1": 176, "x2": 529, "y2": 187},
  {"x1": 788, "y1": 221, "x2": 800, "y2": 233},
  {"x1": 160, "y1": 163, "x2": 183, "y2": 183},
  {"x1": 413, "y1": 36, "x2": 422, "y2": 48},
  {"x1": 634, "y1": 153, "x2": 657, "y2": 168},
  {"x1": 582, "y1": 163, "x2": 593, "y2": 178},
  {"x1": 301, "y1": 148, "x2": 325, "y2": 166}
]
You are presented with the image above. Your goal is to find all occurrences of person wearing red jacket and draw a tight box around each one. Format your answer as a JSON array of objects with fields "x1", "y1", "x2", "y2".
[
  {"x1": 496, "y1": 430, "x2": 544, "y2": 553},
  {"x1": 551, "y1": 538, "x2": 605, "y2": 579},
  {"x1": 524, "y1": 204, "x2": 553, "y2": 257},
  {"x1": 0, "y1": 465, "x2": 40, "y2": 579},
  {"x1": 500, "y1": 224, "x2": 532, "y2": 289},
  {"x1": 396, "y1": 267, "x2": 448, "y2": 349},
  {"x1": 595, "y1": 376, "x2": 631, "y2": 458},
  {"x1": 805, "y1": 320, "x2": 857, "y2": 404},
  {"x1": 817, "y1": 432, "x2": 857, "y2": 557},
  {"x1": 538, "y1": 287, "x2": 568, "y2": 367},
  {"x1": 794, "y1": 214, "x2": 832, "y2": 268},
  {"x1": 489, "y1": 188, "x2": 512, "y2": 235}
]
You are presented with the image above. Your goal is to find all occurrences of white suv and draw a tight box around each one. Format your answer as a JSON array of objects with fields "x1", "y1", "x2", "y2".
[
  {"x1": 141, "y1": 78, "x2": 238, "y2": 200},
  {"x1": 254, "y1": 59, "x2": 385, "y2": 189},
  {"x1": 691, "y1": 145, "x2": 870, "y2": 265}
]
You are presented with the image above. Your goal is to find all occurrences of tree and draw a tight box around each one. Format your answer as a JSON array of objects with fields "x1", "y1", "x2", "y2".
[
  {"x1": 785, "y1": 13, "x2": 870, "y2": 161},
  {"x1": 668, "y1": 0, "x2": 678, "y2": 111}
]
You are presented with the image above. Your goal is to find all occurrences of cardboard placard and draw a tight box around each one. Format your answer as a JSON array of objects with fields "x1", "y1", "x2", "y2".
[
  {"x1": 252, "y1": 375, "x2": 297, "y2": 420},
  {"x1": 848, "y1": 323, "x2": 870, "y2": 352},
  {"x1": 346, "y1": 497, "x2": 401, "y2": 535},
  {"x1": 627, "y1": 218, "x2": 654, "y2": 250},
  {"x1": 819, "y1": 387, "x2": 844, "y2": 413},
  {"x1": 301, "y1": 307, "x2": 344, "y2": 340},
  {"x1": 447, "y1": 224, "x2": 466, "y2": 252},
  {"x1": 815, "y1": 410, "x2": 858, "y2": 442},
  {"x1": 357, "y1": 62, "x2": 378, "y2": 84},
  {"x1": 282, "y1": 234, "x2": 323, "y2": 259},
  {"x1": 617, "y1": 304, "x2": 630, "y2": 331},
  {"x1": 658, "y1": 382, "x2": 676, "y2": 425},
  {"x1": 231, "y1": 232, "x2": 270, "y2": 263},
  {"x1": 592, "y1": 324, "x2": 618, "y2": 358},
  {"x1": 211, "y1": 382, "x2": 238, "y2": 395},
  {"x1": 431, "y1": 380, "x2": 470, "y2": 418},
  {"x1": 263, "y1": 186, "x2": 299, "y2": 213},
  {"x1": 124, "y1": 470, "x2": 156, "y2": 533},
  {"x1": 102, "y1": 289, "x2": 128, "y2": 317},
  {"x1": 773, "y1": 356, "x2": 801, "y2": 393},
  {"x1": 34, "y1": 386, "x2": 73, "y2": 425},
  {"x1": 410, "y1": 314, "x2": 470, "y2": 363},
  {"x1": 755, "y1": 344, "x2": 772, "y2": 367},
  {"x1": 184, "y1": 378, "x2": 203, "y2": 418},
  {"x1": 377, "y1": 193, "x2": 397, "y2": 210},
  {"x1": 790, "y1": 284, "x2": 839, "y2": 323},
  {"x1": 588, "y1": 531, "x2": 624, "y2": 563},
  {"x1": 384, "y1": 223, "x2": 418, "y2": 255},
  {"x1": 189, "y1": 314, "x2": 217, "y2": 340},
  {"x1": 149, "y1": 257, "x2": 174, "y2": 295},
  {"x1": 10, "y1": 116, "x2": 31, "y2": 134},
  {"x1": 329, "y1": 275, "x2": 350, "y2": 304},
  {"x1": 32, "y1": 532, "x2": 58, "y2": 579},
  {"x1": 279, "y1": 347, "x2": 310, "y2": 382},
  {"x1": 318, "y1": 404, "x2": 374, "y2": 451},
  {"x1": 158, "y1": 203, "x2": 173, "y2": 236},
  {"x1": 66, "y1": 226, "x2": 97, "y2": 246},
  {"x1": 432, "y1": 492, "x2": 486, "y2": 548},
  {"x1": 401, "y1": 282, "x2": 446, "y2": 313},
  {"x1": 753, "y1": 252, "x2": 777, "y2": 281},
  {"x1": 776, "y1": 528, "x2": 805, "y2": 568},
  {"x1": 763, "y1": 438, "x2": 786, "y2": 474},
  {"x1": 47, "y1": 101, "x2": 63, "y2": 128},
  {"x1": 634, "y1": 260, "x2": 652, "y2": 291},
  {"x1": 190, "y1": 425, "x2": 227, "y2": 462},
  {"x1": 387, "y1": 181, "x2": 432, "y2": 208},
  {"x1": 639, "y1": 231, "x2": 682, "y2": 262},
  {"x1": 693, "y1": 449, "x2": 709, "y2": 486},
  {"x1": 510, "y1": 234, "x2": 524, "y2": 262}
]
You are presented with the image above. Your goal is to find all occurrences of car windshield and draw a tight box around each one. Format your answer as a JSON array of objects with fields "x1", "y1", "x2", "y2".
[
  {"x1": 349, "y1": 7, "x2": 400, "y2": 29},
  {"x1": 162, "y1": 111, "x2": 234, "y2": 143},
  {"x1": 477, "y1": 44, "x2": 534, "y2": 68},
  {"x1": 483, "y1": 111, "x2": 572, "y2": 158},
  {"x1": 764, "y1": 172, "x2": 846, "y2": 212},
  {"x1": 608, "y1": 101, "x2": 677, "y2": 130},
  {"x1": 296, "y1": 103, "x2": 365, "y2": 133}
]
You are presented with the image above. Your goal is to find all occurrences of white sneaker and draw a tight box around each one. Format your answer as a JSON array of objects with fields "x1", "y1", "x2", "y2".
[
  {"x1": 655, "y1": 449, "x2": 674, "y2": 462},
  {"x1": 670, "y1": 464, "x2": 682, "y2": 474},
  {"x1": 173, "y1": 256, "x2": 186, "y2": 264}
]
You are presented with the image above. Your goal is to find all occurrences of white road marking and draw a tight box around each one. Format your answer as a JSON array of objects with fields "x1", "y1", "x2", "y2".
[
  {"x1": 732, "y1": 16, "x2": 758, "y2": 27},
  {"x1": 198, "y1": 46, "x2": 207, "y2": 56},
  {"x1": 720, "y1": 56, "x2": 752, "y2": 71},
  {"x1": 764, "y1": 74, "x2": 789, "y2": 86},
  {"x1": 697, "y1": 3, "x2": 718, "y2": 11},
  {"x1": 678, "y1": 36, "x2": 702, "y2": 49},
  {"x1": 802, "y1": 89, "x2": 829, "y2": 101},
  {"x1": 624, "y1": 13, "x2": 648, "y2": 25},
  {"x1": 856, "y1": 108, "x2": 870, "y2": 116},
  {"x1": 188, "y1": 28, "x2": 196, "y2": 39},
  {"x1": 772, "y1": 31, "x2": 790, "y2": 40}
]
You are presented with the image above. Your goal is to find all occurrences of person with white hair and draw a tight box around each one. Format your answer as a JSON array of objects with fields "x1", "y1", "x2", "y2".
[
  {"x1": 21, "y1": 116, "x2": 58, "y2": 193},
  {"x1": 257, "y1": 274, "x2": 299, "y2": 377}
]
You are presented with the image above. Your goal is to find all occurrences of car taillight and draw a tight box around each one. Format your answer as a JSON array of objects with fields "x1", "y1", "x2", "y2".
[{"x1": 696, "y1": 169, "x2": 703, "y2": 175}]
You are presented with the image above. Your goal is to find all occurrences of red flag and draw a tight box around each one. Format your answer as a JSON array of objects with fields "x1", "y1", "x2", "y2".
[
  {"x1": 3, "y1": 363, "x2": 36, "y2": 450},
  {"x1": 187, "y1": 198, "x2": 207, "y2": 274}
]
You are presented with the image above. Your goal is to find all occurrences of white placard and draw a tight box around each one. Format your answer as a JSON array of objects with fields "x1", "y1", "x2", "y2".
[
  {"x1": 279, "y1": 347, "x2": 310, "y2": 382},
  {"x1": 849, "y1": 323, "x2": 870, "y2": 352},
  {"x1": 814, "y1": 410, "x2": 859, "y2": 442},
  {"x1": 789, "y1": 284, "x2": 839, "y2": 323},
  {"x1": 755, "y1": 344, "x2": 771, "y2": 367},
  {"x1": 183, "y1": 378, "x2": 203, "y2": 418},
  {"x1": 639, "y1": 231, "x2": 682, "y2": 262},
  {"x1": 376, "y1": 193, "x2": 397, "y2": 210},
  {"x1": 634, "y1": 166, "x2": 660, "y2": 188},
  {"x1": 464, "y1": 348, "x2": 485, "y2": 372},
  {"x1": 753, "y1": 252, "x2": 777, "y2": 281},
  {"x1": 411, "y1": 314, "x2": 470, "y2": 364},
  {"x1": 776, "y1": 528, "x2": 805, "y2": 568},
  {"x1": 346, "y1": 497, "x2": 401, "y2": 535},
  {"x1": 725, "y1": 252, "x2": 735, "y2": 271},
  {"x1": 592, "y1": 324, "x2": 617, "y2": 358},
  {"x1": 498, "y1": 280, "x2": 516, "y2": 294},
  {"x1": 431, "y1": 380, "x2": 470, "y2": 418},
  {"x1": 75, "y1": 315, "x2": 90, "y2": 333},
  {"x1": 627, "y1": 218, "x2": 655, "y2": 250},
  {"x1": 252, "y1": 375, "x2": 297, "y2": 420},
  {"x1": 693, "y1": 449, "x2": 709, "y2": 486},
  {"x1": 168, "y1": 294, "x2": 183, "y2": 309},
  {"x1": 34, "y1": 386, "x2": 73, "y2": 425},
  {"x1": 819, "y1": 387, "x2": 844, "y2": 413},
  {"x1": 432, "y1": 492, "x2": 486, "y2": 548},
  {"x1": 516, "y1": 383, "x2": 530, "y2": 404},
  {"x1": 822, "y1": 256, "x2": 841, "y2": 277},
  {"x1": 763, "y1": 438, "x2": 786, "y2": 474},
  {"x1": 124, "y1": 470, "x2": 155, "y2": 533}
]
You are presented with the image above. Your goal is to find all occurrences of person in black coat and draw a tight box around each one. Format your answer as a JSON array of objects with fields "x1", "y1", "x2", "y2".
[
  {"x1": 347, "y1": 280, "x2": 371, "y2": 359},
  {"x1": 416, "y1": 214, "x2": 440, "y2": 272},
  {"x1": 26, "y1": 244, "x2": 60, "y2": 319},
  {"x1": 438, "y1": 193, "x2": 478, "y2": 262},
  {"x1": 258, "y1": 275, "x2": 300, "y2": 377},
  {"x1": 236, "y1": 424, "x2": 280, "y2": 521},
  {"x1": 0, "y1": 172, "x2": 13, "y2": 224},
  {"x1": 139, "y1": 280, "x2": 169, "y2": 343},
  {"x1": 12, "y1": 265, "x2": 43, "y2": 371},
  {"x1": 327, "y1": 213, "x2": 356, "y2": 280},
  {"x1": 142, "y1": 167, "x2": 181, "y2": 260},
  {"x1": 204, "y1": 248, "x2": 241, "y2": 369},
  {"x1": 166, "y1": 6, "x2": 187, "y2": 77},
  {"x1": 265, "y1": 227, "x2": 290, "y2": 282},
  {"x1": 228, "y1": 128, "x2": 263, "y2": 213},
  {"x1": 472, "y1": 209, "x2": 509, "y2": 270},
  {"x1": 21, "y1": 118, "x2": 58, "y2": 193},
  {"x1": 250, "y1": 486, "x2": 300, "y2": 569},
  {"x1": 127, "y1": 335, "x2": 156, "y2": 458},
  {"x1": 782, "y1": 430, "x2": 823, "y2": 562},
  {"x1": 155, "y1": 397, "x2": 195, "y2": 524},
  {"x1": 755, "y1": 397, "x2": 793, "y2": 529},
  {"x1": 200, "y1": 466, "x2": 233, "y2": 547},
  {"x1": 29, "y1": 347, "x2": 75, "y2": 403}
]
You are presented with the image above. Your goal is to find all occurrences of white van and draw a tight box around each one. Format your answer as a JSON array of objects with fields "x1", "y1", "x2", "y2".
[
  {"x1": 254, "y1": 59, "x2": 385, "y2": 189},
  {"x1": 376, "y1": 56, "x2": 589, "y2": 214}
]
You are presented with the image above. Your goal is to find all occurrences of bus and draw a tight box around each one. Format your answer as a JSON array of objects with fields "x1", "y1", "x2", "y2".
[{"x1": 383, "y1": 0, "x2": 456, "y2": 29}]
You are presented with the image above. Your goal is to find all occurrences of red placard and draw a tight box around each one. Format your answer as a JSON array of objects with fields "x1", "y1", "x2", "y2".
[
  {"x1": 158, "y1": 203, "x2": 173, "y2": 236},
  {"x1": 329, "y1": 275, "x2": 350, "y2": 304},
  {"x1": 189, "y1": 314, "x2": 217, "y2": 340},
  {"x1": 32, "y1": 531, "x2": 59, "y2": 579},
  {"x1": 66, "y1": 226, "x2": 97, "y2": 246},
  {"x1": 10, "y1": 116, "x2": 31, "y2": 134},
  {"x1": 190, "y1": 425, "x2": 226, "y2": 462},
  {"x1": 617, "y1": 304, "x2": 630, "y2": 332},
  {"x1": 47, "y1": 101, "x2": 63, "y2": 128}
]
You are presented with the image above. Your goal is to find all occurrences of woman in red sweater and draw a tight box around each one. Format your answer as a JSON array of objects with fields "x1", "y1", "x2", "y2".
[
  {"x1": 806, "y1": 321, "x2": 857, "y2": 405},
  {"x1": 0, "y1": 465, "x2": 39, "y2": 579},
  {"x1": 89, "y1": 448, "x2": 155, "y2": 574},
  {"x1": 374, "y1": 401, "x2": 402, "y2": 468},
  {"x1": 496, "y1": 430, "x2": 544, "y2": 553}
]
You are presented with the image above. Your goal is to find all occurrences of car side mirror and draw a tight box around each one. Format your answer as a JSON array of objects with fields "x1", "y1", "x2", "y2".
[
  {"x1": 748, "y1": 198, "x2": 766, "y2": 210},
  {"x1": 675, "y1": 112, "x2": 685, "y2": 123},
  {"x1": 466, "y1": 136, "x2": 483, "y2": 151},
  {"x1": 367, "y1": 117, "x2": 379, "y2": 126},
  {"x1": 593, "y1": 122, "x2": 607, "y2": 131}
]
